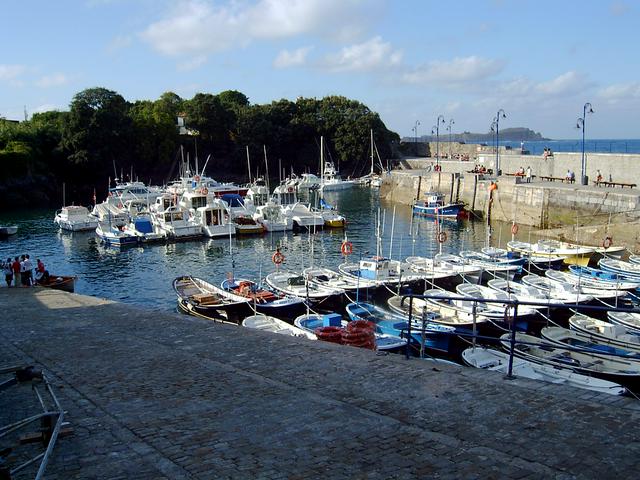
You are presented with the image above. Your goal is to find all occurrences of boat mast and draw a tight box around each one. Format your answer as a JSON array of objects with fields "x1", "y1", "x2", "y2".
[{"x1": 370, "y1": 129, "x2": 374, "y2": 176}]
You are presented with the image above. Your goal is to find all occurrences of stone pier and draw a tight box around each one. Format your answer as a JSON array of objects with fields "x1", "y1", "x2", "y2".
[{"x1": 2, "y1": 288, "x2": 640, "y2": 479}]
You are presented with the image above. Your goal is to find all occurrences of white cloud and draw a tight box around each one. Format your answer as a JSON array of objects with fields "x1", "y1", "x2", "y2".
[
  {"x1": 273, "y1": 47, "x2": 312, "y2": 68},
  {"x1": 322, "y1": 36, "x2": 402, "y2": 72},
  {"x1": 0, "y1": 64, "x2": 26, "y2": 85},
  {"x1": 35, "y1": 73, "x2": 70, "y2": 88},
  {"x1": 402, "y1": 56, "x2": 505, "y2": 85},
  {"x1": 140, "y1": 0, "x2": 373, "y2": 57},
  {"x1": 598, "y1": 82, "x2": 640, "y2": 103},
  {"x1": 534, "y1": 71, "x2": 588, "y2": 96}
]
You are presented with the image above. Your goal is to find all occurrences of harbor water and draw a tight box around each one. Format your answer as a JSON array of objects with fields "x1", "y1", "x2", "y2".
[{"x1": 0, "y1": 187, "x2": 494, "y2": 311}]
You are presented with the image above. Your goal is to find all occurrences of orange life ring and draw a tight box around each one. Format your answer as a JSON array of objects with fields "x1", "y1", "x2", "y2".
[
  {"x1": 287, "y1": 187, "x2": 294, "y2": 193},
  {"x1": 272, "y1": 250, "x2": 285, "y2": 265},
  {"x1": 511, "y1": 223, "x2": 519, "y2": 235},
  {"x1": 341, "y1": 241, "x2": 353, "y2": 256},
  {"x1": 194, "y1": 175, "x2": 201, "y2": 182},
  {"x1": 201, "y1": 187, "x2": 209, "y2": 195},
  {"x1": 602, "y1": 236, "x2": 613, "y2": 249},
  {"x1": 437, "y1": 231, "x2": 447, "y2": 243}
]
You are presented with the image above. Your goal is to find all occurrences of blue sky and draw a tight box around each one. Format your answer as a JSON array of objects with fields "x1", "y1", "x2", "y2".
[{"x1": 1, "y1": 0, "x2": 638, "y2": 139}]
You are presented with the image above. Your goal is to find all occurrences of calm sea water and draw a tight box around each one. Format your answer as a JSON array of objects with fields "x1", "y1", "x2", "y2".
[
  {"x1": 501, "y1": 139, "x2": 640, "y2": 155},
  {"x1": 0, "y1": 188, "x2": 494, "y2": 312}
]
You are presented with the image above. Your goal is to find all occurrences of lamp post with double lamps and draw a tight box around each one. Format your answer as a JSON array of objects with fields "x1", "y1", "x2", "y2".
[
  {"x1": 412, "y1": 120, "x2": 420, "y2": 156},
  {"x1": 493, "y1": 109, "x2": 506, "y2": 175},
  {"x1": 432, "y1": 115, "x2": 445, "y2": 168},
  {"x1": 576, "y1": 102, "x2": 594, "y2": 185},
  {"x1": 446, "y1": 118, "x2": 455, "y2": 160}
]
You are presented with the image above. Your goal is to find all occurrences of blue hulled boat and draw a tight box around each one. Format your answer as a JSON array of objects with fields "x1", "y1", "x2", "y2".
[
  {"x1": 412, "y1": 192, "x2": 465, "y2": 218},
  {"x1": 345, "y1": 302, "x2": 454, "y2": 353}
]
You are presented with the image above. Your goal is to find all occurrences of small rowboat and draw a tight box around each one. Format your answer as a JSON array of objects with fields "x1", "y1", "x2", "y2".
[
  {"x1": 462, "y1": 346, "x2": 625, "y2": 396},
  {"x1": 36, "y1": 274, "x2": 76, "y2": 293},
  {"x1": 173, "y1": 276, "x2": 251, "y2": 324},
  {"x1": 242, "y1": 314, "x2": 316, "y2": 340}
]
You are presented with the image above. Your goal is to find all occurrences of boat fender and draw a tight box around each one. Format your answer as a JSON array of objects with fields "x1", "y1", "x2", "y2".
[
  {"x1": 511, "y1": 223, "x2": 519, "y2": 235},
  {"x1": 602, "y1": 236, "x2": 613, "y2": 249},
  {"x1": 437, "y1": 231, "x2": 447, "y2": 243},
  {"x1": 341, "y1": 241, "x2": 353, "y2": 256},
  {"x1": 272, "y1": 250, "x2": 285, "y2": 265}
]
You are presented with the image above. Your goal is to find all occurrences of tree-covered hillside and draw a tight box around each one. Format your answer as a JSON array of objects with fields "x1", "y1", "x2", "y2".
[{"x1": 0, "y1": 88, "x2": 399, "y2": 209}]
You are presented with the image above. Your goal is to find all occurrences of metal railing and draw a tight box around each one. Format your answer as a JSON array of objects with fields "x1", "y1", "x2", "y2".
[{"x1": 400, "y1": 292, "x2": 640, "y2": 378}]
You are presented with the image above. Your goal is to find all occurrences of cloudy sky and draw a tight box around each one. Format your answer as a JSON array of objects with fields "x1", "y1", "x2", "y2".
[{"x1": 1, "y1": 0, "x2": 638, "y2": 138}]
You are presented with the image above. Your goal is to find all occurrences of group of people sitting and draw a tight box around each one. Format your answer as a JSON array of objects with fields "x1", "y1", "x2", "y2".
[
  {"x1": 471, "y1": 164, "x2": 487, "y2": 174},
  {"x1": 2, "y1": 255, "x2": 49, "y2": 288}
]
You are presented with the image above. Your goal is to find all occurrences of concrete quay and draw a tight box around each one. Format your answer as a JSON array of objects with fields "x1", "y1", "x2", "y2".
[{"x1": 2, "y1": 288, "x2": 640, "y2": 479}]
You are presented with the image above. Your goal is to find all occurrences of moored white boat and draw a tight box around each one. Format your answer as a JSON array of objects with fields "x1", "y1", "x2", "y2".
[
  {"x1": 54, "y1": 206, "x2": 99, "y2": 231},
  {"x1": 387, "y1": 290, "x2": 490, "y2": 331},
  {"x1": 541, "y1": 326, "x2": 640, "y2": 358},
  {"x1": 607, "y1": 311, "x2": 640, "y2": 335},
  {"x1": 242, "y1": 314, "x2": 316, "y2": 340},
  {"x1": 507, "y1": 240, "x2": 594, "y2": 266},
  {"x1": 0, "y1": 225, "x2": 18, "y2": 237},
  {"x1": 339, "y1": 256, "x2": 424, "y2": 286},
  {"x1": 544, "y1": 269, "x2": 633, "y2": 296},
  {"x1": 95, "y1": 223, "x2": 139, "y2": 247},
  {"x1": 570, "y1": 314, "x2": 640, "y2": 350},
  {"x1": 462, "y1": 347, "x2": 625, "y2": 395},
  {"x1": 487, "y1": 278, "x2": 593, "y2": 306},
  {"x1": 265, "y1": 270, "x2": 344, "y2": 302},
  {"x1": 598, "y1": 258, "x2": 640, "y2": 279},
  {"x1": 500, "y1": 332, "x2": 640, "y2": 381}
]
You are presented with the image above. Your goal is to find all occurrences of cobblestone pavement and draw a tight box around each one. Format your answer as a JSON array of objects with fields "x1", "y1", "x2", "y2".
[{"x1": 1, "y1": 288, "x2": 640, "y2": 479}]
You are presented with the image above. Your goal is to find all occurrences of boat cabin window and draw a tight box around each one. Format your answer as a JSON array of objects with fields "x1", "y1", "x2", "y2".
[
  {"x1": 162, "y1": 198, "x2": 173, "y2": 210},
  {"x1": 191, "y1": 196, "x2": 207, "y2": 209},
  {"x1": 205, "y1": 210, "x2": 222, "y2": 226},
  {"x1": 165, "y1": 211, "x2": 183, "y2": 222},
  {"x1": 278, "y1": 192, "x2": 296, "y2": 205},
  {"x1": 253, "y1": 193, "x2": 268, "y2": 207}
]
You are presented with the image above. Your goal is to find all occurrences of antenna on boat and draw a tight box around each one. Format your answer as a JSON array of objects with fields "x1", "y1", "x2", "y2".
[
  {"x1": 263, "y1": 145, "x2": 270, "y2": 192},
  {"x1": 389, "y1": 205, "x2": 396, "y2": 259},
  {"x1": 246, "y1": 146, "x2": 252, "y2": 184},
  {"x1": 201, "y1": 154, "x2": 211, "y2": 177}
]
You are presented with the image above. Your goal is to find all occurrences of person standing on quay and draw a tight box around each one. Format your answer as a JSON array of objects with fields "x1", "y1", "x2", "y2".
[
  {"x1": 3, "y1": 258, "x2": 12, "y2": 287},
  {"x1": 12, "y1": 256, "x2": 21, "y2": 287},
  {"x1": 526, "y1": 166, "x2": 532, "y2": 183},
  {"x1": 22, "y1": 254, "x2": 33, "y2": 287}
]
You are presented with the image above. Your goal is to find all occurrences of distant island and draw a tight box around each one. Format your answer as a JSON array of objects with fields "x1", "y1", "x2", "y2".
[{"x1": 404, "y1": 127, "x2": 549, "y2": 143}]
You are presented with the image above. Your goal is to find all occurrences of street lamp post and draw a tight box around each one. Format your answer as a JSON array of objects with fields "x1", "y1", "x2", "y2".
[
  {"x1": 432, "y1": 115, "x2": 445, "y2": 167},
  {"x1": 576, "y1": 102, "x2": 594, "y2": 185},
  {"x1": 493, "y1": 109, "x2": 506, "y2": 175},
  {"x1": 412, "y1": 120, "x2": 420, "y2": 156},
  {"x1": 446, "y1": 118, "x2": 455, "y2": 160}
]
